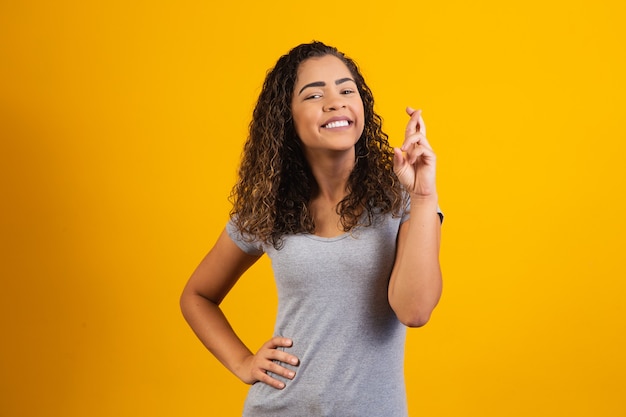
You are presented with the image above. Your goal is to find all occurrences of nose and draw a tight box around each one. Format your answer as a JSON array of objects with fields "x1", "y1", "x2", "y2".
[{"x1": 323, "y1": 92, "x2": 347, "y2": 112}]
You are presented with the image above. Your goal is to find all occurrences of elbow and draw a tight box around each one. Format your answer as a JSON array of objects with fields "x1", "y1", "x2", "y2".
[
  {"x1": 391, "y1": 298, "x2": 437, "y2": 328},
  {"x1": 179, "y1": 287, "x2": 197, "y2": 321},
  {"x1": 389, "y1": 292, "x2": 438, "y2": 327},
  {"x1": 179, "y1": 291, "x2": 190, "y2": 320},
  {"x1": 389, "y1": 276, "x2": 442, "y2": 328},
  {"x1": 397, "y1": 310, "x2": 433, "y2": 328}
]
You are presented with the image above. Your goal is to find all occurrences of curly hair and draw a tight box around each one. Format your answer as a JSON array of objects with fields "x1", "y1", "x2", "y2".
[{"x1": 229, "y1": 41, "x2": 405, "y2": 249}]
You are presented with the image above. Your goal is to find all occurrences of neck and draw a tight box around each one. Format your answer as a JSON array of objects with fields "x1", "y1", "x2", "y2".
[{"x1": 305, "y1": 149, "x2": 355, "y2": 202}]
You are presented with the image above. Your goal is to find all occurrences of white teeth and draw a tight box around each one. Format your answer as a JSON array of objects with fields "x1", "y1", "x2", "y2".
[{"x1": 324, "y1": 120, "x2": 350, "y2": 129}]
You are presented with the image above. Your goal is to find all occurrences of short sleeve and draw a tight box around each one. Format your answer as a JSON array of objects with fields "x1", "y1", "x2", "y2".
[{"x1": 226, "y1": 219, "x2": 265, "y2": 256}]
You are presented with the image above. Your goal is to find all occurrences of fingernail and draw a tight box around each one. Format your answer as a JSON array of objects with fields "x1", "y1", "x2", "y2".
[{"x1": 287, "y1": 371, "x2": 295, "y2": 378}]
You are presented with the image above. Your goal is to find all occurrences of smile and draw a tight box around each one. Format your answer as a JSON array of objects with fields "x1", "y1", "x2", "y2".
[{"x1": 322, "y1": 120, "x2": 351, "y2": 129}]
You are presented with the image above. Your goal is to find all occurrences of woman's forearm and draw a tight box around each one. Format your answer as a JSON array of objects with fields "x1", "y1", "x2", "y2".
[
  {"x1": 180, "y1": 291, "x2": 253, "y2": 379},
  {"x1": 388, "y1": 194, "x2": 442, "y2": 327}
]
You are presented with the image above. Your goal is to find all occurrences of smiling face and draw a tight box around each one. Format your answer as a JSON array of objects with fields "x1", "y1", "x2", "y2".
[{"x1": 291, "y1": 55, "x2": 365, "y2": 158}]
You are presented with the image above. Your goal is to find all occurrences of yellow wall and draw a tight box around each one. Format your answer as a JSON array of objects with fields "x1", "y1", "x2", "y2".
[{"x1": 1, "y1": 1, "x2": 625, "y2": 416}]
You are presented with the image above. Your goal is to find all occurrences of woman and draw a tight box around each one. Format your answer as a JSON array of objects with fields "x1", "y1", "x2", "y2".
[{"x1": 180, "y1": 41, "x2": 443, "y2": 416}]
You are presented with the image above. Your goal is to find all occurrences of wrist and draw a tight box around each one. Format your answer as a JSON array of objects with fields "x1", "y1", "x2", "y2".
[
  {"x1": 409, "y1": 193, "x2": 439, "y2": 217},
  {"x1": 408, "y1": 192, "x2": 438, "y2": 205},
  {"x1": 232, "y1": 352, "x2": 255, "y2": 385}
]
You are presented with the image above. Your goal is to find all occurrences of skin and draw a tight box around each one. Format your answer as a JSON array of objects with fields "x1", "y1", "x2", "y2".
[
  {"x1": 180, "y1": 54, "x2": 442, "y2": 390},
  {"x1": 291, "y1": 55, "x2": 365, "y2": 237}
]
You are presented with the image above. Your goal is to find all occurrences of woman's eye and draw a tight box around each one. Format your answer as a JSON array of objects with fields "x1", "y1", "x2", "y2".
[
  {"x1": 342, "y1": 89, "x2": 355, "y2": 95},
  {"x1": 305, "y1": 94, "x2": 322, "y2": 100}
]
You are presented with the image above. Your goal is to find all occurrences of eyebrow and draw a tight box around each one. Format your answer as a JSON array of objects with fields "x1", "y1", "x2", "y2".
[{"x1": 297, "y1": 77, "x2": 355, "y2": 96}]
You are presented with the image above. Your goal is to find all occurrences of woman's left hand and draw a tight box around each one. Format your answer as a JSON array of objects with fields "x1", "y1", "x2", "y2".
[{"x1": 393, "y1": 107, "x2": 437, "y2": 197}]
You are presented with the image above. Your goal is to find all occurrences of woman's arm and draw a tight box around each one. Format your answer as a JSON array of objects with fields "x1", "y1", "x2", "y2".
[
  {"x1": 389, "y1": 108, "x2": 442, "y2": 327},
  {"x1": 180, "y1": 228, "x2": 299, "y2": 389},
  {"x1": 388, "y1": 196, "x2": 442, "y2": 327}
]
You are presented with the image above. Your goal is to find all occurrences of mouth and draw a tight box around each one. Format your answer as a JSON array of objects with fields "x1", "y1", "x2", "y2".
[{"x1": 322, "y1": 119, "x2": 352, "y2": 129}]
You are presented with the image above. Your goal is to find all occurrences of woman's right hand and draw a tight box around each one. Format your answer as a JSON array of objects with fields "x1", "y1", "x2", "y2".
[{"x1": 237, "y1": 336, "x2": 300, "y2": 389}]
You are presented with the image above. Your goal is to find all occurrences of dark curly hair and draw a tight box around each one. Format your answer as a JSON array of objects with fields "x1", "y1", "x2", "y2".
[{"x1": 229, "y1": 41, "x2": 405, "y2": 249}]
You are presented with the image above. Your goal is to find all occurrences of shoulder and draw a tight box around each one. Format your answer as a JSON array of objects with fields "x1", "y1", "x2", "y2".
[{"x1": 226, "y1": 219, "x2": 265, "y2": 256}]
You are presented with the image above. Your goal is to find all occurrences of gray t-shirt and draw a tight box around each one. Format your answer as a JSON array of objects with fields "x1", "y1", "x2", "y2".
[{"x1": 227, "y1": 203, "x2": 413, "y2": 416}]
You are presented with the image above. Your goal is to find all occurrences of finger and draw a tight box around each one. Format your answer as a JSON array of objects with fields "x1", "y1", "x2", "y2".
[
  {"x1": 280, "y1": 352, "x2": 300, "y2": 366},
  {"x1": 402, "y1": 140, "x2": 433, "y2": 164},
  {"x1": 265, "y1": 360, "x2": 297, "y2": 380},
  {"x1": 404, "y1": 107, "x2": 421, "y2": 139},
  {"x1": 407, "y1": 132, "x2": 433, "y2": 152},
  {"x1": 263, "y1": 348, "x2": 299, "y2": 367},
  {"x1": 265, "y1": 337, "x2": 299, "y2": 365},
  {"x1": 408, "y1": 145, "x2": 436, "y2": 166},
  {"x1": 403, "y1": 109, "x2": 424, "y2": 151},
  {"x1": 402, "y1": 133, "x2": 429, "y2": 155},
  {"x1": 255, "y1": 368, "x2": 288, "y2": 389},
  {"x1": 393, "y1": 147, "x2": 407, "y2": 173},
  {"x1": 406, "y1": 145, "x2": 424, "y2": 165},
  {"x1": 255, "y1": 353, "x2": 298, "y2": 389},
  {"x1": 417, "y1": 110, "x2": 426, "y2": 136},
  {"x1": 265, "y1": 336, "x2": 293, "y2": 349}
]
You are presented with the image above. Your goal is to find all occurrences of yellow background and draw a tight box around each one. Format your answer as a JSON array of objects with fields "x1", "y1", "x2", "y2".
[{"x1": 1, "y1": 0, "x2": 625, "y2": 416}]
